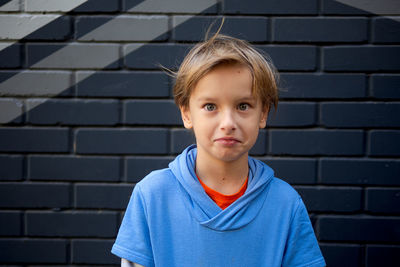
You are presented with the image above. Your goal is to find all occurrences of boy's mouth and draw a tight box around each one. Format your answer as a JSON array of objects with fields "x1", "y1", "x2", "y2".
[{"x1": 214, "y1": 137, "x2": 240, "y2": 146}]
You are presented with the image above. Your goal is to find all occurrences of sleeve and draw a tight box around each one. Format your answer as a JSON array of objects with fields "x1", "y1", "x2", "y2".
[
  {"x1": 111, "y1": 185, "x2": 154, "y2": 267},
  {"x1": 282, "y1": 197, "x2": 326, "y2": 267}
]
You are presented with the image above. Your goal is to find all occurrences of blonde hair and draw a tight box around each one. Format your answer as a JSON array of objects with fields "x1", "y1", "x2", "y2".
[{"x1": 173, "y1": 33, "x2": 279, "y2": 111}]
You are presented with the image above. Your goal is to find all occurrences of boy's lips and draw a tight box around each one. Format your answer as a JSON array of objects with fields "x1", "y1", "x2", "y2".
[{"x1": 214, "y1": 137, "x2": 241, "y2": 146}]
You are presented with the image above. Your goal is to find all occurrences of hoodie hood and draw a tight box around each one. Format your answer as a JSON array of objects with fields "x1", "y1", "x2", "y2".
[{"x1": 168, "y1": 145, "x2": 274, "y2": 231}]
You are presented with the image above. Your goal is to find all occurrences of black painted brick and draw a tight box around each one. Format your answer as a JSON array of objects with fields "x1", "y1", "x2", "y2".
[
  {"x1": 126, "y1": 156, "x2": 173, "y2": 182},
  {"x1": 0, "y1": 43, "x2": 21, "y2": 68},
  {"x1": 296, "y1": 186, "x2": 362, "y2": 212},
  {"x1": 367, "y1": 245, "x2": 400, "y2": 267},
  {"x1": 170, "y1": 128, "x2": 196, "y2": 154},
  {"x1": 269, "y1": 130, "x2": 364, "y2": 156},
  {"x1": 322, "y1": 0, "x2": 370, "y2": 15},
  {"x1": 124, "y1": 43, "x2": 192, "y2": 70},
  {"x1": 0, "y1": 183, "x2": 70, "y2": 208},
  {"x1": 124, "y1": 100, "x2": 181, "y2": 125},
  {"x1": 267, "y1": 102, "x2": 316, "y2": 127},
  {"x1": 27, "y1": 99, "x2": 119, "y2": 126},
  {"x1": 369, "y1": 130, "x2": 400, "y2": 156},
  {"x1": 0, "y1": 155, "x2": 23, "y2": 181},
  {"x1": 172, "y1": 16, "x2": 269, "y2": 42},
  {"x1": 366, "y1": 188, "x2": 400, "y2": 214},
  {"x1": 124, "y1": 0, "x2": 218, "y2": 13},
  {"x1": 249, "y1": 130, "x2": 267, "y2": 156},
  {"x1": 29, "y1": 155, "x2": 120, "y2": 182},
  {"x1": 76, "y1": 71, "x2": 170, "y2": 98},
  {"x1": 320, "y1": 244, "x2": 362, "y2": 267},
  {"x1": 318, "y1": 216, "x2": 400, "y2": 242},
  {"x1": 0, "y1": 239, "x2": 67, "y2": 263},
  {"x1": 72, "y1": 239, "x2": 119, "y2": 264},
  {"x1": 279, "y1": 73, "x2": 366, "y2": 99},
  {"x1": 0, "y1": 212, "x2": 21, "y2": 236},
  {"x1": 372, "y1": 17, "x2": 400, "y2": 43},
  {"x1": 257, "y1": 45, "x2": 317, "y2": 71},
  {"x1": 26, "y1": 211, "x2": 118, "y2": 237},
  {"x1": 323, "y1": 46, "x2": 400, "y2": 71},
  {"x1": 72, "y1": 0, "x2": 120, "y2": 12},
  {"x1": 0, "y1": 127, "x2": 69, "y2": 152},
  {"x1": 274, "y1": 18, "x2": 367, "y2": 43},
  {"x1": 75, "y1": 184, "x2": 133, "y2": 209},
  {"x1": 23, "y1": 16, "x2": 71, "y2": 41},
  {"x1": 224, "y1": 0, "x2": 318, "y2": 14},
  {"x1": 0, "y1": 98, "x2": 23, "y2": 124},
  {"x1": 321, "y1": 103, "x2": 400, "y2": 128},
  {"x1": 76, "y1": 128, "x2": 169, "y2": 155},
  {"x1": 371, "y1": 74, "x2": 400, "y2": 99},
  {"x1": 261, "y1": 158, "x2": 317, "y2": 184},
  {"x1": 320, "y1": 158, "x2": 400, "y2": 185}
]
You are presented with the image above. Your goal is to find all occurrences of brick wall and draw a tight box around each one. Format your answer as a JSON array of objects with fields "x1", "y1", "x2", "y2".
[{"x1": 0, "y1": 0, "x2": 399, "y2": 266}]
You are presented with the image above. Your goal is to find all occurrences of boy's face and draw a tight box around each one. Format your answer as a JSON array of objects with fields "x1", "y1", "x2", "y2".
[{"x1": 180, "y1": 63, "x2": 268, "y2": 164}]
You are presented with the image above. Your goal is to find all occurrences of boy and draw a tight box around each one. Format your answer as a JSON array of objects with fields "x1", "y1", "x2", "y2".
[{"x1": 111, "y1": 34, "x2": 326, "y2": 267}]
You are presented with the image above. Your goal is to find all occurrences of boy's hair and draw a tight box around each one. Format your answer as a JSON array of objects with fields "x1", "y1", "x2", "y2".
[{"x1": 173, "y1": 33, "x2": 279, "y2": 111}]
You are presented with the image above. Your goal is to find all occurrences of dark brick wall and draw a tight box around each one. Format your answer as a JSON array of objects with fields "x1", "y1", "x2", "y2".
[{"x1": 0, "y1": 0, "x2": 399, "y2": 266}]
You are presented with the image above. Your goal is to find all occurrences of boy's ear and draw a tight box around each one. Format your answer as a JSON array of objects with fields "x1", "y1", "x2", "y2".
[
  {"x1": 180, "y1": 106, "x2": 193, "y2": 129},
  {"x1": 259, "y1": 106, "x2": 269, "y2": 128}
]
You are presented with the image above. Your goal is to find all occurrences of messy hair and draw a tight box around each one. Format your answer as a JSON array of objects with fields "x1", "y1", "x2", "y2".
[{"x1": 172, "y1": 27, "x2": 279, "y2": 111}]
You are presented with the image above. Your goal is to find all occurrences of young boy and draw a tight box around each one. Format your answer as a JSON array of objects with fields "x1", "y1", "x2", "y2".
[{"x1": 111, "y1": 34, "x2": 326, "y2": 267}]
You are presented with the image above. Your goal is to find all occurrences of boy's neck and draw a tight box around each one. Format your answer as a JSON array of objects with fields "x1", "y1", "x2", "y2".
[{"x1": 195, "y1": 150, "x2": 249, "y2": 195}]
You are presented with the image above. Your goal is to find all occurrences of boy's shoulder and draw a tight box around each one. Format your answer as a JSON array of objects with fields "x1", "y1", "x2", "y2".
[
  {"x1": 268, "y1": 176, "x2": 301, "y2": 203},
  {"x1": 135, "y1": 167, "x2": 176, "y2": 194}
]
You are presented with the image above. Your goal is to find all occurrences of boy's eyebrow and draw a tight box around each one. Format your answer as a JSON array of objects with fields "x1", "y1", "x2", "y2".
[{"x1": 196, "y1": 96, "x2": 256, "y2": 102}]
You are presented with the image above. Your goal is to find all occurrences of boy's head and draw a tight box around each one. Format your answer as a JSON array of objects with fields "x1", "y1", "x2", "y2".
[{"x1": 173, "y1": 34, "x2": 279, "y2": 112}]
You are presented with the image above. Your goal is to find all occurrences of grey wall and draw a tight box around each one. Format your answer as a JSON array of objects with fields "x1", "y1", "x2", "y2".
[{"x1": 0, "y1": 0, "x2": 399, "y2": 266}]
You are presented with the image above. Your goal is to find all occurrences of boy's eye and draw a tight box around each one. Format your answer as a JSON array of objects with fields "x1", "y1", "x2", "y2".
[
  {"x1": 238, "y1": 103, "x2": 250, "y2": 111},
  {"x1": 204, "y1": 104, "x2": 216, "y2": 111}
]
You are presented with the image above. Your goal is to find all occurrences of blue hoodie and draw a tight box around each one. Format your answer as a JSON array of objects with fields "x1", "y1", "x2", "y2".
[{"x1": 112, "y1": 145, "x2": 326, "y2": 267}]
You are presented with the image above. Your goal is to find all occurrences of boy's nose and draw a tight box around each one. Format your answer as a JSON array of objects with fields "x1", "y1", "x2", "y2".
[{"x1": 220, "y1": 110, "x2": 237, "y2": 132}]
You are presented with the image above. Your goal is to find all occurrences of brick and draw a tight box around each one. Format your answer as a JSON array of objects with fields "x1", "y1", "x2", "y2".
[
  {"x1": 0, "y1": 183, "x2": 70, "y2": 208},
  {"x1": 0, "y1": 239, "x2": 67, "y2": 263},
  {"x1": 26, "y1": 0, "x2": 119, "y2": 12},
  {"x1": 320, "y1": 158, "x2": 400, "y2": 185},
  {"x1": 27, "y1": 211, "x2": 118, "y2": 237},
  {"x1": 127, "y1": 156, "x2": 173, "y2": 182},
  {"x1": 366, "y1": 188, "x2": 400, "y2": 214},
  {"x1": 0, "y1": 43, "x2": 21, "y2": 68},
  {"x1": 261, "y1": 158, "x2": 317, "y2": 184},
  {"x1": 323, "y1": 0, "x2": 400, "y2": 15},
  {"x1": 371, "y1": 74, "x2": 400, "y2": 99},
  {"x1": 72, "y1": 239, "x2": 119, "y2": 264},
  {"x1": 321, "y1": 102, "x2": 400, "y2": 128},
  {"x1": 27, "y1": 99, "x2": 119, "y2": 125},
  {"x1": 124, "y1": 43, "x2": 191, "y2": 70},
  {"x1": 76, "y1": 15, "x2": 168, "y2": 41},
  {"x1": 0, "y1": 71, "x2": 73, "y2": 97},
  {"x1": 29, "y1": 155, "x2": 120, "y2": 182},
  {"x1": 369, "y1": 130, "x2": 400, "y2": 156},
  {"x1": 0, "y1": 127, "x2": 69, "y2": 152},
  {"x1": 367, "y1": 245, "x2": 400, "y2": 267},
  {"x1": 172, "y1": 16, "x2": 269, "y2": 42},
  {"x1": 124, "y1": 100, "x2": 181, "y2": 125},
  {"x1": 76, "y1": 71, "x2": 169, "y2": 97},
  {"x1": 320, "y1": 244, "x2": 362, "y2": 267},
  {"x1": 170, "y1": 128, "x2": 196, "y2": 154},
  {"x1": 0, "y1": 0, "x2": 20, "y2": 11},
  {"x1": 373, "y1": 17, "x2": 400, "y2": 43},
  {"x1": 323, "y1": 46, "x2": 400, "y2": 71},
  {"x1": 269, "y1": 130, "x2": 364, "y2": 156},
  {"x1": 75, "y1": 184, "x2": 133, "y2": 209},
  {"x1": 319, "y1": 216, "x2": 400, "y2": 242},
  {"x1": 274, "y1": 18, "x2": 367, "y2": 43},
  {"x1": 76, "y1": 128, "x2": 169, "y2": 154},
  {"x1": 124, "y1": 0, "x2": 218, "y2": 14},
  {"x1": 279, "y1": 73, "x2": 366, "y2": 99},
  {"x1": 0, "y1": 98, "x2": 23, "y2": 124},
  {"x1": 0, "y1": 212, "x2": 21, "y2": 236},
  {"x1": 27, "y1": 43, "x2": 120, "y2": 69},
  {"x1": 0, "y1": 155, "x2": 23, "y2": 180},
  {"x1": 224, "y1": 0, "x2": 317, "y2": 14},
  {"x1": 257, "y1": 45, "x2": 317, "y2": 71},
  {"x1": 267, "y1": 102, "x2": 316, "y2": 127},
  {"x1": 249, "y1": 129, "x2": 267, "y2": 155},
  {"x1": 0, "y1": 15, "x2": 71, "y2": 40},
  {"x1": 296, "y1": 186, "x2": 362, "y2": 212}
]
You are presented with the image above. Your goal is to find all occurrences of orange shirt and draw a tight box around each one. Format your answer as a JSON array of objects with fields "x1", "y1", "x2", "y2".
[{"x1": 198, "y1": 176, "x2": 248, "y2": 210}]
